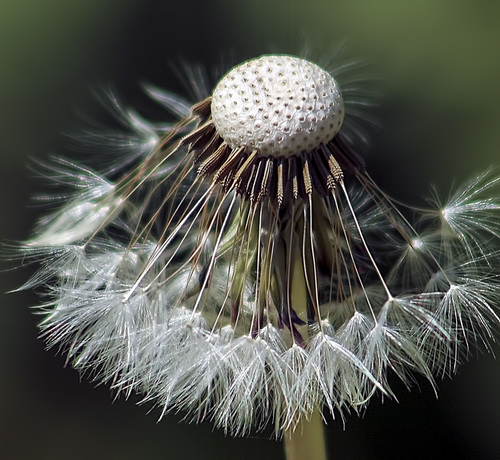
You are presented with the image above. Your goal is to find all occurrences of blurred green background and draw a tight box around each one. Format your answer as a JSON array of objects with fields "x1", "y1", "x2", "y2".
[{"x1": 1, "y1": 1, "x2": 500, "y2": 459}]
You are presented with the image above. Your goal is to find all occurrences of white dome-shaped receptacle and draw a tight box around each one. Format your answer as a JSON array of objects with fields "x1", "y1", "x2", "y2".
[{"x1": 211, "y1": 55, "x2": 345, "y2": 158}]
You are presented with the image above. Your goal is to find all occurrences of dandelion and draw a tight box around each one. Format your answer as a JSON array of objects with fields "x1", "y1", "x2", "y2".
[{"x1": 17, "y1": 54, "x2": 500, "y2": 457}]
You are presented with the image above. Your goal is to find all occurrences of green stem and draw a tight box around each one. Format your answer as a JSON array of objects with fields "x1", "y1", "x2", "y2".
[
  {"x1": 283, "y1": 244, "x2": 328, "y2": 460},
  {"x1": 284, "y1": 409, "x2": 327, "y2": 460}
]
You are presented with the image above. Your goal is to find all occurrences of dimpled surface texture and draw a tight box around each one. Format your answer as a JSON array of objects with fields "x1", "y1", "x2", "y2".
[{"x1": 211, "y1": 55, "x2": 344, "y2": 158}]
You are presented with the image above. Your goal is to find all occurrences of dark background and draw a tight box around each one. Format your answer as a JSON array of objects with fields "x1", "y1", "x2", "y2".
[{"x1": 1, "y1": 1, "x2": 500, "y2": 459}]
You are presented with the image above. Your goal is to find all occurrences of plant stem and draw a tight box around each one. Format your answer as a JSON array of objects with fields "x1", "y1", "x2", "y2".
[
  {"x1": 283, "y1": 240, "x2": 328, "y2": 460},
  {"x1": 284, "y1": 409, "x2": 327, "y2": 460}
]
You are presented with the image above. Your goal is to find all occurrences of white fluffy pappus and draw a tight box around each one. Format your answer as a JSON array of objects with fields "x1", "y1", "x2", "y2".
[{"x1": 16, "y1": 53, "x2": 500, "y2": 436}]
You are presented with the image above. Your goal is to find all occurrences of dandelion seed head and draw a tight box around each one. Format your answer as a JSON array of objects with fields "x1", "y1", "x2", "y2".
[
  {"x1": 15, "y1": 51, "x2": 500, "y2": 437},
  {"x1": 211, "y1": 55, "x2": 344, "y2": 158}
]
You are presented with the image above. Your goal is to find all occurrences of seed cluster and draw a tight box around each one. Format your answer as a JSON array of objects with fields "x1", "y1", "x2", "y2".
[
  {"x1": 211, "y1": 55, "x2": 344, "y2": 157},
  {"x1": 19, "y1": 51, "x2": 500, "y2": 438}
]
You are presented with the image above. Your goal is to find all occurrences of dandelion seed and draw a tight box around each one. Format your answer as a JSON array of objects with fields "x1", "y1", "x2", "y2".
[{"x1": 17, "y1": 53, "x2": 500, "y2": 445}]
